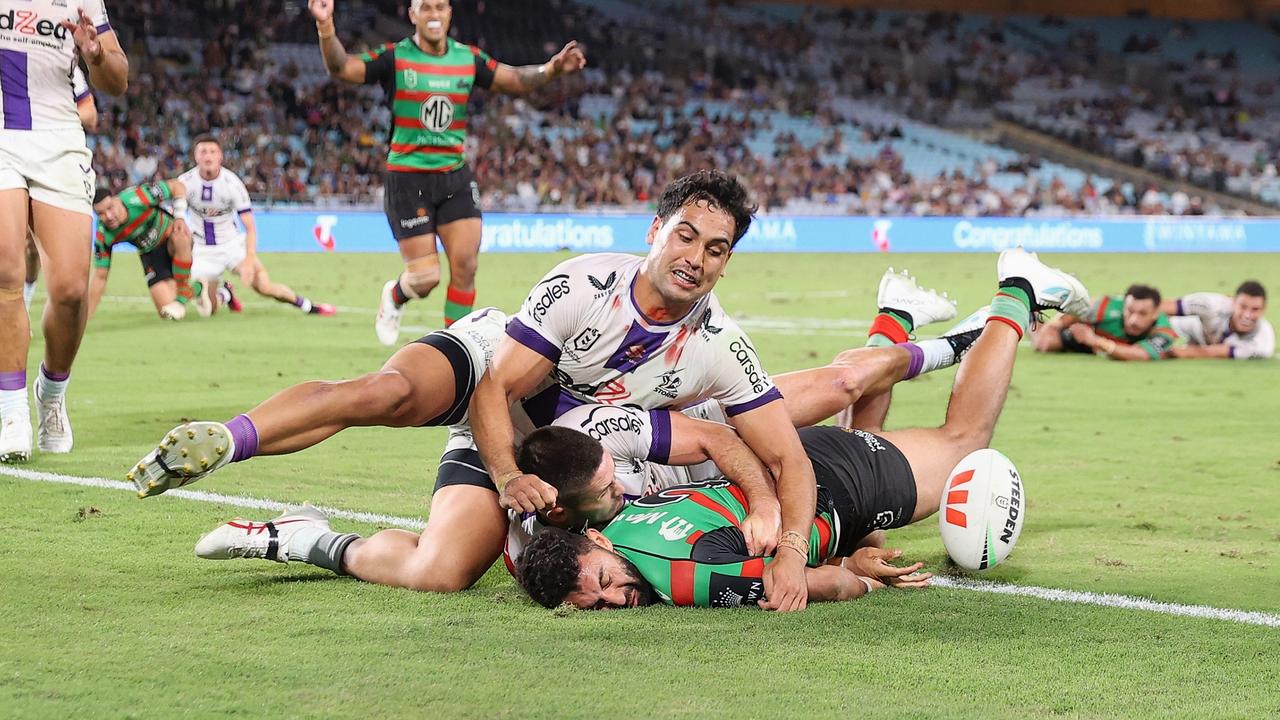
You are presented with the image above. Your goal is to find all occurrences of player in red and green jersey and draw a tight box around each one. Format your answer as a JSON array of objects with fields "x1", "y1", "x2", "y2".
[
  {"x1": 307, "y1": 0, "x2": 585, "y2": 344},
  {"x1": 1034, "y1": 284, "x2": 1179, "y2": 361},
  {"x1": 88, "y1": 181, "x2": 194, "y2": 321},
  {"x1": 517, "y1": 248, "x2": 1094, "y2": 610}
]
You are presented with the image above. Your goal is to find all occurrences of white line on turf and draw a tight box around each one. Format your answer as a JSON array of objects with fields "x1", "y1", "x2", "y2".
[{"x1": 4, "y1": 465, "x2": 1278, "y2": 628}]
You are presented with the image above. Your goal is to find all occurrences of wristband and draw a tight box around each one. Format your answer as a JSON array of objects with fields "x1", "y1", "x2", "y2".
[
  {"x1": 494, "y1": 470, "x2": 522, "y2": 489},
  {"x1": 778, "y1": 530, "x2": 809, "y2": 559},
  {"x1": 858, "y1": 576, "x2": 874, "y2": 594},
  {"x1": 171, "y1": 196, "x2": 187, "y2": 215}
]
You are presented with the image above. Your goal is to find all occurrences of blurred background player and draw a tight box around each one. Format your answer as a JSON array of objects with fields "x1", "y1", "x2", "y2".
[
  {"x1": 0, "y1": 2, "x2": 128, "y2": 462},
  {"x1": 1162, "y1": 282, "x2": 1273, "y2": 360},
  {"x1": 1033, "y1": 283, "x2": 1179, "y2": 361},
  {"x1": 175, "y1": 135, "x2": 334, "y2": 318},
  {"x1": 89, "y1": 182, "x2": 194, "y2": 321},
  {"x1": 307, "y1": 0, "x2": 585, "y2": 344}
]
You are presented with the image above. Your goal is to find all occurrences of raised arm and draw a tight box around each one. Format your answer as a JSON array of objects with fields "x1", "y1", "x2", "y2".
[
  {"x1": 65, "y1": 9, "x2": 128, "y2": 96},
  {"x1": 470, "y1": 340, "x2": 556, "y2": 512},
  {"x1": 310, "y1": 0, "x2": 367, "y2": 83},
  {"x1": 488, "y1": 41, "x2": 586, "y2": 95}
]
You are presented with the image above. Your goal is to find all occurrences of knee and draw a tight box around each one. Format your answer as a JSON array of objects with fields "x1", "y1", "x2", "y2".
[
  {"x1": 401, "y1": 257, "x2": 441, "y2": 298},
  {"x1": 360, "y1": 370, "x2": 418, "y2": 424},
  {"x1": 449, "y1": 254, "x2": 478, "y2": 285},
  {"x1": 45, "y1": 275, "x2": 87, "y2": 307},
  {"x1": 828, "y1": 353, "x2": 869, "y2": 399},
  {"x1": 941, "y1": 421, "x2": 990, "y2": 455}
]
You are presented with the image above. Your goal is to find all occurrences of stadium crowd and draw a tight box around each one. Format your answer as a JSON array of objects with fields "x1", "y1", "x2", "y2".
[{"x1": 83, "y1": 0, "x2": 1274, "y2": 215}]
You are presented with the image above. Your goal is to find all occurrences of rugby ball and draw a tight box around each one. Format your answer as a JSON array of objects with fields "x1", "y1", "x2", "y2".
[{"x1": 938, "y1": 448, "x2": 1024, "y2": 571}]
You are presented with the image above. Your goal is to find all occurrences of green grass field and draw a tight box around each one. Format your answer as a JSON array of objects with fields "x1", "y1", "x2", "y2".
[{"x1": 2, "y1": 252, "x2": 1277, "y2": 718}]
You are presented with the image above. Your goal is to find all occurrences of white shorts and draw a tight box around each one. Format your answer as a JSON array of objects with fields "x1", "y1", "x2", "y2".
[
  {"x1": 191, "y1": 238, "x2": 248, "y2": 279},
  {"x1": 0, "y1": 128, "x2": 95, "y2": 215}
]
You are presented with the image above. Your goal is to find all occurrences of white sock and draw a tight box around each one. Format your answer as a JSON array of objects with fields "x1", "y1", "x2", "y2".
[
  {"x1": 917, "y1": 339, "x2": 957, "y2": 374},
  {"x1": 23, "y1": 282, "x2": 35, "y2": 308},
  {"x1": 286, "y1": 524, "x2": 326, "y2": 562},
  {"x1": 297, "y1": 298, "x2": 313, "y2": 314},
  {"x1": 36, "y1": 368, "x2": 69, "y2": 401},
  {"x1": 0, "y1": 388, "x2": 28, "y2": 420}
]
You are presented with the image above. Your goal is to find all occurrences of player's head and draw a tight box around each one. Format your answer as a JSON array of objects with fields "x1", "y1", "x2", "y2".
[
  {"x1": 642, "y1": 171, "x2": 756, "y2": 308},
  {"x1": 192, "y1": 135, "x2": 224, "y2": 177},
  {"x1": 409, "y1": 0, "x2": 451, "y2": 44},
  {"x1": 1122, "y1": 284, "x2": 1162, "y2": 336},
  {"x1": 93, "y1": 187, "x2": 127, "y2": 229},
  {"x1": 517, "y1": 427, "x2": 626, "y2": 528},
  {"x1": 517, "y1": 527, "x2": 654, "y2": 610},
  {"x1": 1232, "y1": 281, "x2": 1266, "y2": 333}
]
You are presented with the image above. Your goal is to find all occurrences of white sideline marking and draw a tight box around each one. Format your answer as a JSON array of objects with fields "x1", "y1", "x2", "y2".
[{"x1": 4, "y1": 465, "x2": 1278, "y2": 628}]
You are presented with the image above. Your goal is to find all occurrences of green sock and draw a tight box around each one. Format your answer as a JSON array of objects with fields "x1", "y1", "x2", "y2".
[
  {"x1": 990, "y1": 284, "x2": 1032, "y2": 337},
  {"x1": 866, "y1": 309, "x2": 914, "y2": 347}
]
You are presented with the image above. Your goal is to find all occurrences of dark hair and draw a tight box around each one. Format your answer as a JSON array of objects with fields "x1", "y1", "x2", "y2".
[
  {"x1": 516, "y1": 426, "x2": 603, "y2": 501},
  {"x1": 1236, "y1": 280, "x2": 1266, "y2": 301},
  {"x1": 92, "y1": 187, "x2": 113, "y2": 205},
  {"x1": 1125, "y1": 284, "x2": 1161, "y2": 306},
  {"x1": 191, "y1": 134, "x2": 221, "y2": 151},
  {"x1": 655, "y1": 170, "x2": 756, "y2": 246},
  {"x1": 517, "y1": 527, "x2": 595, "y2": 608}
]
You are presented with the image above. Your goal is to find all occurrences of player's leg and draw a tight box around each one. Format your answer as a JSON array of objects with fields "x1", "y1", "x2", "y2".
[
  {"x1": 433, "y1": 169, "x2": 483, "y2": 327},
  {"x1": 167, "y1": 222, "x2": 194, "y2": 305},
  {"x1": 375, "y1": 171, "x2": 443, "y2": 345},
  {"x1": 140, "y1": 243, "x2": 184, "y2": 320},
  {"x1": 0, "y1": 189, "x2": 33, "y2": 462},
  {"x1": 23, "y1": 230, "x2": 39, "y2": 308},
  {"x1": 29, "y1": 200, "x2": 93, "y2": 454},
  {"x1": 242, "y1": 256, "x2": 334, "y2": 316}
]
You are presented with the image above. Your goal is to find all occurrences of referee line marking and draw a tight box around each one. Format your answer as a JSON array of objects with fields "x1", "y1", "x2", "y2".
[{"x1": 5, "y1": 465, "x2": 1277, "y2": 627}]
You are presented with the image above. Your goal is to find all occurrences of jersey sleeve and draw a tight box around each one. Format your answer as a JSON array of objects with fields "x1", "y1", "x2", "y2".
[
  {"x1": 553, "y1": 404, "x2": 672, "y2": 499},
  {"x1": 360, "y1": 43, "x2": 396, "y2": 86},
  {"x1": 92, "y1": 229, "x2": 112, "y2": 269},
  {"x1": 232, "y1": 175, "x2": 253, "y2": 215},
  {"x1": 470, "y1": 45, "x2": 497, "y2": 90},
  {"x1": 83, "y1": 0, "x2": 112, "y2": 34},
  {"x1": 706, "y1": 325, "x2": 782, "y2": 416},
  {"x1": 1227, "y1": 320, "x2": 1275, "y2": 359},
  {"x1": 506, "y1": 260, "x2": 588, "y2": 364},
  {"x1": 133, "y1": 182, "x2": 173, "y2": 208},
  {"x1": 1176, "y1": 292, "x2": 1232, "y2": 324},
  {"x1": 71, "y1": 66, "x2": 91, "y2": 104},
  {"x1": 1135, "y1": 318, "x2": 1180, "y2": 359}
]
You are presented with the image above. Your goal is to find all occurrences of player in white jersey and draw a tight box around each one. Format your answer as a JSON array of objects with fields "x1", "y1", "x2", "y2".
[
  {"x1": 1161, "y1": 281, "x2": 1273, "y2": 360},
  {"x1": 175, "y1": 135, "x2": 335, "y2": 317},
  {"x1": 0, "y1": 1, "x2": 127, "y2": 463}
]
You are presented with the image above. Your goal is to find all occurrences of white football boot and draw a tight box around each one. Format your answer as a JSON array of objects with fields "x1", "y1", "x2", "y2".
[
  {"x1": 939, "y1": 306, "x2": 991, "y2": 360},
  {"x1": 159, "y1": 301, "x2": 186, "y2": 321},
  {"x1": 374, "y1": 280, "x2": 403, "y2": 347},
  {"x1": 195, "y1": 505, "x2": 331, "y2": 562},
  {"x1": 129, "y1": 421, "x2": 234, "y2": 498},
  {"x1": 35, "y1": 384, "x2": 72, "y2": 454},
  {"x1": 0, "y1": 410, "x2": 33, "y2": 464},
  {"x1": 877, "y1": 267, "x2": 958, "y2": 329},
  {"x1": 996, "y1": 247, "x2": 1091, "y2": 318}
]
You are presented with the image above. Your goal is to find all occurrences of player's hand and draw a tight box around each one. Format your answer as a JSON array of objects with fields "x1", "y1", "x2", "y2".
[
  {"x1": 758, "y1": 550, "x2": 808, "y2": 612},
  {"x1": 62, "y1": 10, "x2": 102, "y2": 63},
  {"x1": 309, "y1": 0, "x2": 335, "y2": 23},
  {"x1": 1068, "y1": 323, "x2": 1096, "y2": 344},
  {"x1": 499, "y1": 473, "x2": 557, "y2": 513},
  {"x1": 849, "y1": 547, "x2": 932, "y2": 588},
  {"x1": 237, "y1": 257, "x2": 257, "y2": 287},
  {"x1": 546, "y1": 41, "x2": 586, "y2": 78},
  {"x1": 740, "y1": 501, "x2": 781, "y2": 557}
]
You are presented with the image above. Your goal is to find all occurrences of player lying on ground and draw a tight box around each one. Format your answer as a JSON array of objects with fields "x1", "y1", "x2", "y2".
[
  {"x1": 1160, "y1": 281, "x2": 1273, "y2": 360},
  {"x1": 1032, "y1": 283, "x2": 1179, "y2": 361},
  {"x1": 515, "y1": 248, "x2": 1091, "y2": 609},
  {"x1": 184, "y1": 271, "x2": 983, "y2": 599},
  {"x1": 89, "y1": 183, "x2": 195, "y2": 321},
  {"x1": 176, "y1": 135, "x2": 334, "y2": 318}
]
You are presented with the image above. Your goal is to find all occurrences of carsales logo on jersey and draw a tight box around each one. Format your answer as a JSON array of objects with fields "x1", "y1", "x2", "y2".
[{"x1": 0, "y1": 10, "x2": 73, "y2": 40}]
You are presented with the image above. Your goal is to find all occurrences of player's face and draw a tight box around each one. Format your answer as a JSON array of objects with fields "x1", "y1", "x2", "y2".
[
  {"x1": 1231, "y1": 293, "x2": 1265, "y2": 333},
  {"x1": 194, "y1": 142, "x2": 223, "y2": 176},
  {"x1": 410, "y1": 0, "x2": 451, "y2": 43},
  {"x1": 94, "y1": 197, "x2": 127, "y2": 229},
  {"x1": 573, "y1": 453, "x2": 627, "y2": 527},
  {"x1": 1122, "y1": 297, "x2": 1159, "y2": 336},
  {"x1": 643, "y1": 201, "x2": 735, "y2": 308},
  {"x1": 565, "y1": 534, "x2": 649, "y2": 610}
]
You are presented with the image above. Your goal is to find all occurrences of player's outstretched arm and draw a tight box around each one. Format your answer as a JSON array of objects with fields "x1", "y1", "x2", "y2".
[
  {"x1": 64, "y1": 10, "x2": 128, "y2": 95},
  {"x1": 490, "y1": 41, "x2": 586, "y2": 95},
  {"x1": 801, "y1": 565, "x2": 878, "y2": 603},
  {"x1": 310, "y1": 0, "x2": 366, "y2": 83},
  {"x1": 470, "y1": 341, "x2": 557, "y2": 513},
  {"x1": 1159, "y1": 299, "x2": 1182, "y2": 316},
  {"x1": 87, "y1": 266, "x2": 110, "y2": 320},
  {"x1": 1170, "y1": 344, "x2": 1232, "y2": 359}
]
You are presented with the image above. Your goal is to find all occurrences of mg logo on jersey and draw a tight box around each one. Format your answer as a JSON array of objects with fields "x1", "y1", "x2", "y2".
[
  {"x1": 313, "y1": 215, "x2": 337, "y2": 252},
  {"x1": 419, "y1": 95, "x2": 454, "y2": 132}
]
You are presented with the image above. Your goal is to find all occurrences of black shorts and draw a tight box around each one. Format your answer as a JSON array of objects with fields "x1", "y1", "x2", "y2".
[
  {"x1": 139, "y1": 243, "x2": 174, "y2": 288},
  {"x1": 1058, "y1": 328, "x2": 1095, "y2": 354},
  {"x1": 383, "y1": 166, "x2": 481, "y2": 241},
  {"x1": 411, "y1": 331, "x2": 479, "y2": 427},
  {"x1": 432, "y1": 447, "x2": 495, "y2": 495},
  {"x1": 800, "y1": 426, "x2": 918, "y2": 557}
]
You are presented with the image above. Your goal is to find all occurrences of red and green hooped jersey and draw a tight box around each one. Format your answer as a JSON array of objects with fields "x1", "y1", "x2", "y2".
[
  {"x1": 1087, "y1": 295, "x2": 1179, "y2": 359},
  {"x1": 93, "y1": 182, "x2": 175, "y2": 269},
  {"x1": 604, "y1": 479, "x2": 839, "y2": 608},
  {"x1": 361, "y1": 37, "x2": 497, "y2": 173}
]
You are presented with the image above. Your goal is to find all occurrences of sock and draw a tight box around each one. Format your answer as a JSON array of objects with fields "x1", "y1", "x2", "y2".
[
  {"x1": 0, "y1": 371, "x2": 26, "y2": 418},
  {"x1": 391, "y1": 279, "x2": 412, "y2": 308},
  {"x1": 225, "y1": 414, "x2": 259, "y2": 463},
  {"x1": 287, "y1": 526, "x2": 360, "y2": 575},
  {"x1": 36, "y1": 364, "x2": 69, "y2": 401},
  {"x1": 23, "y1": 282, "x2": 35, "y2": 308},
  {"x1": 217, "y1": 283, "x2": 233, "y2": 305},
  {"x1": 443, "y1": 286, "x2": 476, "y2": 327},
  {"x1": 899, "y1": 339, "x2": 957, "y2": 379},
  {"x1": 172, "y1": 259, "x2": 193, "y2": 302},
  {"x1": 990, "y1": 281, "x2": 1033, "y2": 339},
  {"x1": 291, "y1": 296, "x2": 313, "y2": 313},
  {"x1": 867, "y1": 308, "x2": 914, "y2": 347}
]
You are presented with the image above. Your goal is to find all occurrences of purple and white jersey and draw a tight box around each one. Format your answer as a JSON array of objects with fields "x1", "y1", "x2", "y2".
[
  {"x1": 507, "y1": 253, "x2": 780, "y2": 426},
  {"x1": 1174, "y1": 292, "x2": 1275, "y2": 359},
  {"x1": 70, "y1": 64, "x2": 89, "y2": 104},
  {"x1": 0, "y1": 0, "x2": 109, "y2": 130},
  {"x1": 178, "y1": 166, "x2": 252, "y2": 245}
]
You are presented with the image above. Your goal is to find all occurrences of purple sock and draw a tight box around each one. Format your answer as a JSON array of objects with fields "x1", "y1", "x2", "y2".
[
  {"x1": 0, "y1": 370, "x2": 26, "y2": 391},
  {"x1": 40, "y1": 364, "x2": 69, "y2": 382},
  {"x1": 226, "y1": 414, "x2": 259, "y2": 463},
  {"x1": 899, "y1": 342, "x2": 925, "y2": 380},
  {"x1": 293, "y1": 296, "x2": 305, "y2": 308}
]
